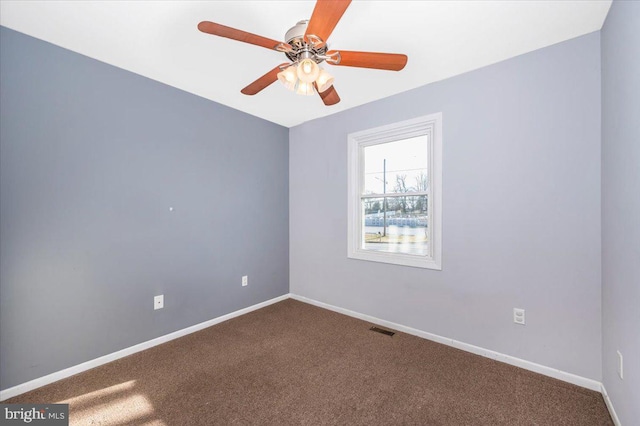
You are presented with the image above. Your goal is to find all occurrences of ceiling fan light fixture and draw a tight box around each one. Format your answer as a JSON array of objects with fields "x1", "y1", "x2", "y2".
[
  {"x1": 295, "y1": 80, "x2": 316, "y2": 96},
  {"x1": 277, "y1": 66, "x2": 298, "y2": 91},
  {"x1": 297, "y1": 58, "x2": 320, "y2": 83},
  {"x1": 315, "y1": 68, "x2": 334, "y2": 93}
]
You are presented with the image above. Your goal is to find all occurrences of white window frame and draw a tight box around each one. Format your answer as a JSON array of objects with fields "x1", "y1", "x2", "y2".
[{"x1": 347, "y1": 113, "x2": 442, "y2": 270}]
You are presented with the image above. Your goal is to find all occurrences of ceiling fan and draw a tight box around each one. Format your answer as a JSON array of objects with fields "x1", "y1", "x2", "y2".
[{"x1": 197, "y1": 0, "x2": 408, "y2": 106}]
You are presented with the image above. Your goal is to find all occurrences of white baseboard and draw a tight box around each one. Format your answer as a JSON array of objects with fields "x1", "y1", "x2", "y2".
[
  {"x1": 600, "y1": 383, "x2": 622, "y2": 426},
  {"x1": 290, "y1": 294, "x2": 602, "y2": 392},
  {"x1": 0, "y1": 294, "x2": 290, "y2": 401}
]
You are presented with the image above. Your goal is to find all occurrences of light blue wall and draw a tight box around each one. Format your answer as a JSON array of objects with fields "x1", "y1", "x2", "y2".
[
  {"x1": 290, "y1": 32, "x2": 602, "y2": 380},
  {"x1": 601, "y1": 1, "x2": 640, "y2": 423},
  {"x1": 0, "y1": 27, "x2": 289, "y2": 390}
]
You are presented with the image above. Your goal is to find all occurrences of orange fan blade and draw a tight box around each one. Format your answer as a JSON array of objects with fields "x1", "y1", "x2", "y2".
[
  {"x1": 327, "y1": 50, "x2": 408, "y2": 71},
  {"x1": 241, "y1": 64, "x2": 289, "y2": 95},
  {"x1": 305, "y1": 0, "x2": 352, "y2": 45},
  {"x1": 317, "y1": 84, "x2": 340, "y2": 106},
  {"x1": 198, "y1": 21, "x2": 290, "y2": 51}
]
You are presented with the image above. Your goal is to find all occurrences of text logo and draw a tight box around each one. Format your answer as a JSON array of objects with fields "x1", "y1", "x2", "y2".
[{"x1": 2, "y1": 404, "x2": 68, "y2": 425}]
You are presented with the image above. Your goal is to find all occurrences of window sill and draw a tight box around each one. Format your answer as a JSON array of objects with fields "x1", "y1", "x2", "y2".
[{"x1": 348, "y1": 249, "x2": 442, "y2": 270}]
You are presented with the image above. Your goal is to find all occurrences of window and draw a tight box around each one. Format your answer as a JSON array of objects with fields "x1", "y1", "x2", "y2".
[{"x1": 347, "y1": 113, "x2": 442, "y2": 269}]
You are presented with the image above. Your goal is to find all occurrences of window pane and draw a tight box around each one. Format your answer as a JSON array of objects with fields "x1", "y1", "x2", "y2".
[
  {"x1": 362, "y1": 196, "x2": 429, "y2": 256},
  {"x1": 363, "y1": 135, "x2": 429, "y2": 195}
]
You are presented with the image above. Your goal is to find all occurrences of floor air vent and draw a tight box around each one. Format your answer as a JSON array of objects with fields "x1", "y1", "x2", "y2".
[{"x1": 370, "y1": 327, "x2": 395, "y2": 336}]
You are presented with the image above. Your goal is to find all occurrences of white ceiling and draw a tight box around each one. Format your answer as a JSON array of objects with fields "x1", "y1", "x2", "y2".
[{"x1": 0, "y1": 1, "x2": 611, "y2": 128}]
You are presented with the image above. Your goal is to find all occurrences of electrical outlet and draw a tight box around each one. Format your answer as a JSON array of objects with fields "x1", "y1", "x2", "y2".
[
  {"x1": 242, "y1": 275, "x2": 248, "y2": 287},
  {"x1": 154, "y1": 295, "x2": 164, "y2": 310},
  {"x1": 617, "y1": 350, "x2": 623, "y2": 379},
  {"x1": 513, "y1": 308, "x2": 525, "y2": 325}
]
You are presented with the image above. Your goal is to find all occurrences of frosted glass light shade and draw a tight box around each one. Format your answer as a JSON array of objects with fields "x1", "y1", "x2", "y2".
[
  {"x1": 297, "y1": 59, "x2": 320, "y2": 83},
  {"x1": 295, "y1": 81, "x2": 315, "y2": 96},
  {"x1": 315, "y1": 68, "x2": 334, "y2": 93},
  {"x1": 277, "y1": 66, "x2": 297, "y2": 91}
]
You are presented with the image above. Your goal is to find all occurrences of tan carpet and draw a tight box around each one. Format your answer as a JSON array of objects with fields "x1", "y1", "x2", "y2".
[{"x1": 6, "y1": 299, "x2": 612, "y2": 425}]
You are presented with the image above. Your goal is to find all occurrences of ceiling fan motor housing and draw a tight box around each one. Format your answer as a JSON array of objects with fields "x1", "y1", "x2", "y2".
[{"x1": 284, "y1": 20, "x2": 328, "y2": 63}]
